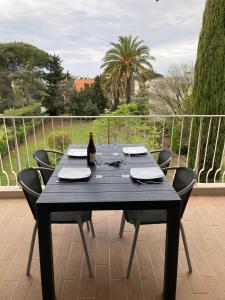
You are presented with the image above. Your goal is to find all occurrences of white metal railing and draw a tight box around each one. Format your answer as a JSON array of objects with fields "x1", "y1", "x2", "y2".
[{"x1": 0, "y1": 115, "x2": 224, "y2": 186}]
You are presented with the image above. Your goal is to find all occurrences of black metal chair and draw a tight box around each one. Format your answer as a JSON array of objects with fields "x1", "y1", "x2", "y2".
[
  {"x1": 33, "y1": 149, "x2": 92, "y2": 232},
  {"x1": 33, "y1": 149, "x2": 63, "y2": 185},
  {"x1": 119, "y1": 167, "x2": 197, "y2": 278},
  {"x1": 151, "y1": 149, "x2": 172, "y2": 175},
  {"x1": 17, "y1": 167, "x2": 95, "y2": 277}
]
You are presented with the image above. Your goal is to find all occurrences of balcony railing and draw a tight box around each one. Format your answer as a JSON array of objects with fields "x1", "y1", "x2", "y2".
[{"x1": 0, "y1": 115, "x2": 224, "y2": 186}]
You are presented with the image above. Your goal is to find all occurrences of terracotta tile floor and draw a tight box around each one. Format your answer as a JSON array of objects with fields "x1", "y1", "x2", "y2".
[{"x1": 0, "y1": 196, "x2": 225, "y2": 300}]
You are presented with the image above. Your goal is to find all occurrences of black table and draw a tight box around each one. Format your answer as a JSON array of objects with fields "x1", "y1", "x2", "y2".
[{"x1": 36, "y1": 144, "x2": 181, "y2": 300}]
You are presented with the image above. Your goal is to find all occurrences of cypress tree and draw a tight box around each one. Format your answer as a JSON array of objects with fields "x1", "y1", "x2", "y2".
[{"x1": 189, "y1": 0, "x2": 225, "y2": 182}]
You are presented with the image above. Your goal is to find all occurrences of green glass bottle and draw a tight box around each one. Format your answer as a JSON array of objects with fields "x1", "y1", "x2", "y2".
[{"x1": 87, "y1": 132, "x2": 96, "y2": 166}]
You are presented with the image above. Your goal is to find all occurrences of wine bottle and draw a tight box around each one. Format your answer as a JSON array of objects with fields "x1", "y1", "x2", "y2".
[{"x1": 87, "y1": 132, "x2": 96, "y2": 166}]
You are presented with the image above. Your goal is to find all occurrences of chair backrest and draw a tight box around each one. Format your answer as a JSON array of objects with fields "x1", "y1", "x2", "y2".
[
  {"x1": 33, "y1": 150, "x2": 54, "y2": 184},
  {"x1": 158, "y1": 150, "x2": 172, "y2": 175},
  {"x1": 17, "y1": 168, "x2": 42, "y2": 220},
  {"x1": 172, "y1": 167, "x2": 196, "y2": 218}
]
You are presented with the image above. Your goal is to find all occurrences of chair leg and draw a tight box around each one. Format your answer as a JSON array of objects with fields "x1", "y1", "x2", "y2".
[
  {"x1": 26, "y1": 222, "x2": 38, "y2": 276},
  {"x1": 180, "y1": 222, "x2": 192, "y2": 273},
  {"x1": 119, "y1": 212, "x2": 126, "y2": 238},
  {"x1": 89, "y1": 219, "x2": 95, "y2": 237},
  {"x1": 78, "y1": 220, "x2": 93, "y2": 277},
  {"x1": 86, "y1": 221, "x2": 90, "y2": 231},
  {"x1": 126, "y1": 212, "x2": 142, "y2": 278},
  {"x1": 126, "y1": 223, "x2": 140, "y2": 278}
]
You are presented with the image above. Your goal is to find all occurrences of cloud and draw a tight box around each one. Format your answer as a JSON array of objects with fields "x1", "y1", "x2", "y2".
[
  {"x1": 0, "y1": 0, "x2": 206, "y2": 76},
  {"x1": 51, "y1": 48, "x2": 105, "y2": 64},
  {"x1": 151, "y1": 39, "x2": 198, "y2": 74}
]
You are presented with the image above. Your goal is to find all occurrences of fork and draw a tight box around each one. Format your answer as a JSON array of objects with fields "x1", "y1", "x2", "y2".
[
  {"x1": 136, "y1": 179, "x2": 163, "y2": 184},
  {"x1": 56, "y1": 180, "x2": 76, "y2": 183}
]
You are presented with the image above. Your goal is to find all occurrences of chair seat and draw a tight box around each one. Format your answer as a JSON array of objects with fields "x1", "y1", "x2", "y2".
[
  {"x1": 51, "y1": 211, "x2": 92, "y2": 224},
  {"x1": 124, "y1": 209, "x2": 167, "y2": 225}
]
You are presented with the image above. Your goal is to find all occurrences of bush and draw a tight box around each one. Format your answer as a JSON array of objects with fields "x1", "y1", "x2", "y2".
[
  {"x1": 63, "y1": 106, "x2": 71, "y2": 115},
  {"x1": 3, "y1": 103, "x2": 42, "y2": 128},
  {"x1": 4, "y1": 103, "x2": 41, "y2": 116},
  {"x1": 48, "y1": 130, "x2": 72, "y2": 152},
  {"x1": 0, "y1": 126, "x2": 14, "y2": 157},
  {"x1": 84, "y1": 100, "x2": 99, "y2": 116},
  {"x1": 16, "y1": 126, "x2": 25, "y2": 144},
  {"x1": 0, "y1": 113, "x2": 43, "y2": 160},
  {"x1": 110, "y1": 101, "x2": 148, "y2": 116},
  {"x1": 92, "y1": 103, "x2": 161, "y2": 149}
]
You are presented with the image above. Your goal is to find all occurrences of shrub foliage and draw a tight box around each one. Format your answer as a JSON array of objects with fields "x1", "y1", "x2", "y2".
[{"x1": 48, "y1": 130, "x2": 72, "y2": 152}]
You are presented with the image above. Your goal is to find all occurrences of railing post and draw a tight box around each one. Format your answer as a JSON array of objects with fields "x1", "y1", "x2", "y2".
[
  {"x1": 107, "y1": 118, "x2": 110, "y2": 144},
  {"x1": 194, "y1": 117, "x2": 203, "y2": 175},
  {"x1": 12, "y1": 118, "x2": 21, "y2": 171}
]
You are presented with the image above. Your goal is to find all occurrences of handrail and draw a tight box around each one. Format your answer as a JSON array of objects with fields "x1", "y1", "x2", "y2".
[
  {"x1": 0, "y1": 114, "x2": 224, "y2": 186},
  {"x1": 1, "y1": 114, "x2": 225, "y2": 119}
]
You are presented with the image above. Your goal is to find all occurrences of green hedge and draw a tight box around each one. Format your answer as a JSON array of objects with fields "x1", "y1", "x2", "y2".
[{"x1": 3, "y1": 103, "x2": 41, "y2": 116}]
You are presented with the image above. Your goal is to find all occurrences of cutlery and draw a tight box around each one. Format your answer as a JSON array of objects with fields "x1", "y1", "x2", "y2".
[
  {"x1": 56, "y1": 180, "x2": 76, "y2": 183},
  {"x1": 136, "y1": 179, "x2": 163, "y2": 184}
]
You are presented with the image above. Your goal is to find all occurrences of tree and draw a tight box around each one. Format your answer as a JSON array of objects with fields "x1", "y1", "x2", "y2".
[
  {"x1": 76, "y1": 85, "x2": 99, "y2": 116},
  {"x1": 189, "y1": 0, "x2": 225, "y2": 181},
  {"x1": 0, "y1": 72, "x2": 15, "y2": 112},
  {"x1": 42, "y1": 54, "x2": 66, "y2": 115},
  {"x1": 60, "y1": 78, "x2": 75, "y2": 108},
  {"x1": 68, "y1": 75, "x2": 108, "y2": 116},
  {"x1": 101, "y1": 70, "x2": 123, "y2": 109},
  {"x1": 148, "y1": 64, "x2": 194, "y2": 114},
  {"x1": 90, "y1": 76, "x2": 108, "y2": 113},
  {"x1": 101, "y1": 35, "x2": 154, "y2": 104},
  {"x1": 0, "y1": 42, "x2": 49, "y2": 106},
  {"x1": 68, "y1": 88, "x2": 80, "y2": 115},
  {"x1": 28, "y1": 77, "x2": 46, "y2": 101}
]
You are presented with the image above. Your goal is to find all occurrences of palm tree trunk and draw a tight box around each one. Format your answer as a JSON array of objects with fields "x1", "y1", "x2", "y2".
[
  {"x1": 113, "y1": 96, "x2": 119, "y2": 109},
  {"x1": 113, "y1": 90, "x2": 120, "y2": 109},
  {"x1": 126, "y1": 76, "x2": 132, "y2": 104}
]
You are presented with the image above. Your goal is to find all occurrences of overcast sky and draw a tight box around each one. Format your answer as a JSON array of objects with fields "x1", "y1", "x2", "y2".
[{"x1": 0, "y1": 0, "x2": 206, "y2": 77}]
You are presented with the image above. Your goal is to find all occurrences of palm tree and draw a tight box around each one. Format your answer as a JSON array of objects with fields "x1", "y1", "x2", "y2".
[
  {"x1": 101, "y1": 69, "x2": 125, "y2": 109},
  {"x1": 101, "y1": 35, "x2": 154, "y2": 104}
]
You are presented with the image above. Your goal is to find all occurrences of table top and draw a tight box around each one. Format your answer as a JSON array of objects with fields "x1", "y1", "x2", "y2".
[{"x1": 37, "y1": 144, "x2": 180, "y2": 211}]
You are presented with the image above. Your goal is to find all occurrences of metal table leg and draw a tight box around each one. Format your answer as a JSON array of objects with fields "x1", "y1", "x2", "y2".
[
  {"x1": 163, "y1": 205, "x2": 181, "y2": 300},
  {"x1": 37, "y1": 205, "x2": 55, "y2": 300}
]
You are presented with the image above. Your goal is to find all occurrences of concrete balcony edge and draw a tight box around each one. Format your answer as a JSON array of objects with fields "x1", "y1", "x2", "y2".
[
  {"x1": 191, "y1": 183, "x2": 225, "y2": 196},
  {"x1": 0, "y1": 183, "x2": 224, "y2": 199}
]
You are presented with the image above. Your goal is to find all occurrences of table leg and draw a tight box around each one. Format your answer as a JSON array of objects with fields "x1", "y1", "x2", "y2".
[
  {"x1": 163, "y1": 205, "x2": 181, "y2": 300},
  {"x1": 37, "y1": 205, "x2": 55, "y2": 300}
]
